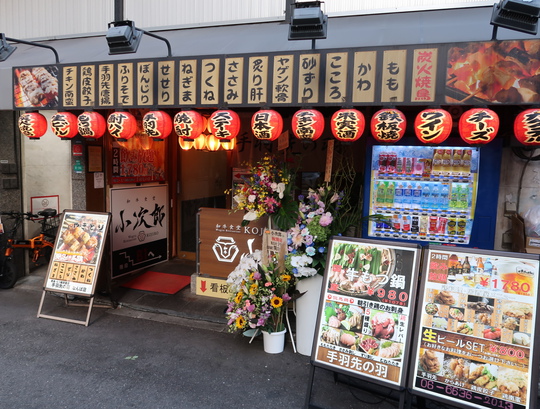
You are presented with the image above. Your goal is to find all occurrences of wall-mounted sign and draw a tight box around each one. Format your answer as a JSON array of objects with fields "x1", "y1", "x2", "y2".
[
  {"x1": 197, "y1": 207, "x2": 267, "y2": 278},
  {"x1": 110, "y1": 184, "x2": 168, "y2": 278}
]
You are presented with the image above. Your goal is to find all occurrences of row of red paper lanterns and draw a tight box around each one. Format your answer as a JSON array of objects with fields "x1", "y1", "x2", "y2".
[{"x1": 16, "y1": 107, "x2": 540, "y2": 146}]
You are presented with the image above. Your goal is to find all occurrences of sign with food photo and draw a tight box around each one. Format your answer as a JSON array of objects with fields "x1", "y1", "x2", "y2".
[
  {"x1": 410, "y1": 245, "x2": 540, "y2": 409},
  {"x1": 312, "y1": 238, "x2": 421, "y2": 388},
  {"x1": 13, "y1": 66, "x2": 59, "y2": 108},
  {"x1": 45, "y1": 210, "x2": 110, "y2": 296},
  {"x1": 446, "y1": 40, "x2": 540, "y2": 105}
]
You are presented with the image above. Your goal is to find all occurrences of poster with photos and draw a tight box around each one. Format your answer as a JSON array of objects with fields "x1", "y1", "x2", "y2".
[
  {"x1": 44, "y1": 210, "x2": 110, "y2": 296},
  {"x1": 409, "y1": 245, "x2": 540, "y2": 409},
  {"x1": 311, "y1": 237, "x2": 421, "y2": 389}
]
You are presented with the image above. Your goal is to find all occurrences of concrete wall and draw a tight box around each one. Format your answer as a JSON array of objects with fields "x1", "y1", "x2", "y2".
[
  {"x1": 21, "y1": 111, "x2": 73, "y2": 236},
  {"x1": 496, "y1": 147, "x2": 540, "y2": 251}
]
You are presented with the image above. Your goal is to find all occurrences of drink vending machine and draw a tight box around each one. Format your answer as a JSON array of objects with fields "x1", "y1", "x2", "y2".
[{"x1": 362, "y1": 137, "x2": 502, "y2": 249}]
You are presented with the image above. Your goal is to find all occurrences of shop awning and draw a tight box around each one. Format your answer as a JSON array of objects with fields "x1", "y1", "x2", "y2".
[{"x1": 0, "y1": 6, "x2": 528, "y2": 110}]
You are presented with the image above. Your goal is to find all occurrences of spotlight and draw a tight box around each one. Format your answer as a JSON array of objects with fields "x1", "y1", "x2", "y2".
[
  {"x1": 106, "y1": 20, "x2": 171, "y2": 57},
  {"x1": 490, "y1": 0, "x2": 540, "y2": 38},
  {"x1": 288, "y1": 1, "x2": 328, "y2": 41}
]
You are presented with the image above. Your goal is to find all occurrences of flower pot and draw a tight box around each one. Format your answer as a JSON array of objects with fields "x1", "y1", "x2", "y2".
[
  {"x1": 262, "y1": 329, "x2": 286, "y2": 354},
  {"x1": 295, "y1": 274, "x2": 324, "y2": 356}
]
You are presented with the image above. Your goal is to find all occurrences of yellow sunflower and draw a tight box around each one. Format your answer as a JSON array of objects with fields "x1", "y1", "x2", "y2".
[
  {"x1": 234, "y1": 291, "x2": 244, "y2": 304},
  {"x1": 281, "y1": 274, "x2": 291, "y2": 282},
  {"x1": 270, "y1": 296, "x2": 283, "y2": 308},
  {"x1": 235, "y1": 316, "x2": 247, "y2": 329},
  {"x1": 249, "y1": 283, "x2": 258, "y2": 295}
]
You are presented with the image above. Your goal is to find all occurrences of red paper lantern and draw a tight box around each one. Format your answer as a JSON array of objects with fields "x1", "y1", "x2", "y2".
[
  {"x1": 291, "y1": 109, "x2": 325, "y2": 141},
  {"x1": 107, "y1": 111, "x2": 137, "y2": 141},
  {"x1": 514, "y1": 109, "x2": 540, "y2": 146},
  {"x1": 50, "y1": 112, "x2": 78, "y2": 140},
  {"x1": 208, "y1": 110, "x2": 241, "y2": 141},
  {"x1": 19, "y1": 112, "x2": 48, "y2": 140},
  {"x1": 414, "y1": 109, "x2": 452, "y2": 144},
  {"x1": 251, "y1": 109, "x2": 283, "y2": 141},
  {"x1": 459, "y1": 108, "x2": 499, "y2": 145},
  {"x1": 174, "y1": 110, "x2": 206, "y2": 140},
  {"x1": 330, "y1": 109, "x2": 365, "y2": 142},
  {"x1": 370, "y1": 109, "x2": 406, "y2": 143},
  {"x1": 78, "y1": 111, "x2": 106, "y2": 139},
  {"x1": 143, "y1": 111, "x2": 172, "y2": 140}
]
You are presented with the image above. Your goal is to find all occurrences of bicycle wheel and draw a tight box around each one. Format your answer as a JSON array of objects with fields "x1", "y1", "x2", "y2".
[{"x1": 0, "y1": 258, "x2": 18, "y2": 289}]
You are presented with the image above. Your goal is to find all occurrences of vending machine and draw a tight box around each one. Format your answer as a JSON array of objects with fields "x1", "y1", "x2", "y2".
[{"x1": 362, "y1": 136, "x2": 502, "y2": 250}]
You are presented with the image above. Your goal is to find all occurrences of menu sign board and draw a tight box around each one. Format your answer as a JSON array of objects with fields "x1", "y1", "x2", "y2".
[
  {"x1": 409, "y1": 246, "x2": 540, "y2": 409},
  {"x1": 45, "y1": 210, "x2": 110, "y2": 296},
  {"x1": 312, "y1": 238, "x2": 421, "y2": 388}
]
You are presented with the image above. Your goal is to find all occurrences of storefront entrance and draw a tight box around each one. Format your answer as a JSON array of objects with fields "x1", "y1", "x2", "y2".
[{"x1": 176, "y1": 148, "x2": 228, "y2": 260}]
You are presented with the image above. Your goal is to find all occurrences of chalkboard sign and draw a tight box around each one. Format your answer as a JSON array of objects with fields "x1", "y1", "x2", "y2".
[
  {"x1": 409, "y1": 245, "x2": 540, "y2": 409},
  {"x1": 311, "y1": 237, "x2": 421, "y2": 389}
]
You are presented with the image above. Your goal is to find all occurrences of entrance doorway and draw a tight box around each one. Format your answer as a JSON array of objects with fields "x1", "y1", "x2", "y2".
[{"x1": 176, "y1": 149, "x2": 228, "y2": 260}]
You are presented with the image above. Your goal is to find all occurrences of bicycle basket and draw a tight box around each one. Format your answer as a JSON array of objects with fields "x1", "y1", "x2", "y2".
[{"x1": 42, "y1": 213, "x2": 61, "y2": 238}]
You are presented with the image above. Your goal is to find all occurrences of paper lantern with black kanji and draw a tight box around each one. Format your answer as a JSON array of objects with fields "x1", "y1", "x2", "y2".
[
  {"x1": 414, "y1": 109, "x2": 452, "y2": 144},
  {"x1": 50, "y1": 112, "x2": 78, "y2": 140},
  {"x1": 208, "y1": 110, "x2": 241, "y2": 141},
  {"x1": 78, "y1": 111, "x2": 106, "y2": 139},
  {"x1": 459, "y1": 108, "x2": 499, "y2": 145},
  {"x1": 143, "y1": 111, "x2": 172, "y2": 140},
  {"x1": 514, "y1": 109, "x2": 540, "y2": 146},
  {"x1": 107, "y1": 111, "x2": 137, "y2": 141},
  {"x1": 174, "y1": 110, "x2": 206, "y2": 140},
  {"x1": 18, "y1": 112, "x2": 48, "y2": 140},
  {"x1": 331, "y1": 109, "x2": 365, "y2": 142},
  {"x1": 370, "y1": 109, "x2": 406, "y2": 143},
  {"x1": 251, "y1": 109, "x2": 283, "y2": 141},
  {"x1": 291, "y1": 109, "x2": 325, "y2": 141}
]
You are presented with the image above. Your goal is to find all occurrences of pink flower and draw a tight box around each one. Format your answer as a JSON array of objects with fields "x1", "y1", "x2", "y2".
[{"x1": 319, "y1": 212, "x2": 333, "y2": 227}]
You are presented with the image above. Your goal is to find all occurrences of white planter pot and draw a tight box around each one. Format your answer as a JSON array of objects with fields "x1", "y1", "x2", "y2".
[
  {"x1": 262, "y1": 329, "x2": 286, "y2": 354},
  {"x1": 295, "y1": 274, "x2": 324, "y2": 356}
]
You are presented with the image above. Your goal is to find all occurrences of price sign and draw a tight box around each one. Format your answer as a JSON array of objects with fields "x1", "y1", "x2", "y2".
[
  {"x1": 311, "y1": 238, "x2": 421, "y2": 389},
  {"x1": 409, "y1": 245, "x2": 540, "y2": 409}
]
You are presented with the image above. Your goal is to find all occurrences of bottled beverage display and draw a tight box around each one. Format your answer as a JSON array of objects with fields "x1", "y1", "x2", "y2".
[{"x1": 369, "y1": 145, "x2": 479, "y2": 244}]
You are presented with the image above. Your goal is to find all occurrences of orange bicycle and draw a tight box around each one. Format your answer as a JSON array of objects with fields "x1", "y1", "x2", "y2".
[{"x1": 0, "y1": 208, "x2": 60, "y2": 289}]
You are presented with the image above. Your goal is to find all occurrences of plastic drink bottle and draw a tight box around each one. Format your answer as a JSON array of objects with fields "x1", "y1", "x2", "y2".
[
  {"x1": 430, "y1": 184, "x2": 440, "y2": 210},
  {"x1": 440, "y1": 184, "x2": 449, "y2": 210},
  {"x1": 441, "y1": 149, "x2": 452, "y2": 175},
  {"x1": 422, "y1": 183, "x2": 431, "y2": 209},
  {"x1": 394, "y1": 184, "x2": 404, "y2": 209},
  {"x1": 376, "y1": 182, "x2": 386, "y2": 207},
  {"x1": 450, "y1": 184, "x2": 459, "y2": 210},
  {"x1": 403, "y1": 184, "x2": 413, "y2": 209},
  {"x1": 459, "y1": 185, "x2": 469, "y2": 209},
  {"x1": 412, "y1": 184, "x2": 422, "y2": 209},
  {"x1": 452, "y1": 149, "x2": 463, "y2": 176},
  {"x1": 386, "y1": 181, "x2": 395, "y2": 207}
]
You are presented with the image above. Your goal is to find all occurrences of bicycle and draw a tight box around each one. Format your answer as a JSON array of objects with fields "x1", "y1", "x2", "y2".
[{"x1": 0, "y1": 208, "x2": 60, "y2": 289}]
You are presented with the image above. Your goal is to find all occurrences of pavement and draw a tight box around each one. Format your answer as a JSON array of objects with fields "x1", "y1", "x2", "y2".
[{"x1": 8, "y1": 259, "x2": 538, "y2": 409}]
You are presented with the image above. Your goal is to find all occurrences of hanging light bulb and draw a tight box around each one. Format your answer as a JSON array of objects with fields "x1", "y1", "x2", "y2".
[
  {"x1": 193, "y1": 135, "x2": 206, "y2": 150},
  {"x1": 220, "y1": 137, "x2": 236, "y2": 151},
  {"x1": 178, "y1": 137, "x2": 193, "y2": 150},
  {"x1": 205, "y1": 133, "x2": 221, "y2": 151}
]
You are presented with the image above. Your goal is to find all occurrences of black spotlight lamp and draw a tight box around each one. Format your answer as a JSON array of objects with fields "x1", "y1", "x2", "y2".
[
  {"x1": 106, "y1": 20, "x2": 171, "y2": 57},
  {"x1": 490, "y1": 0, "x2": 540, "y2": 39},
  {"x1": 288, "y1": 1, "x2": 328, "y2": 42},
  {"x1": 0, "y1": 33, "x2": 59, "y2": 63}
]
